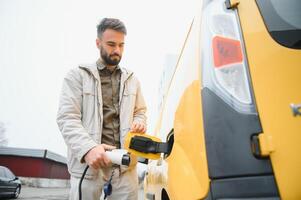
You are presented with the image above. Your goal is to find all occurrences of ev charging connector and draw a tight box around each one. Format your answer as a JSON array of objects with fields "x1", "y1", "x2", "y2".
[
  {"x1": 79, "y1": 149, "x2": 131, "y2": 200},
  {"x1": 124, "y1": 132, "x2": 171, "y2": 159}
]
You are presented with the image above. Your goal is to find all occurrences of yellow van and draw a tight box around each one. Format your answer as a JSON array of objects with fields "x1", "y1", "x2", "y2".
[{"x1": 143, "y1": 0, "x2": 301, "y2": 199}]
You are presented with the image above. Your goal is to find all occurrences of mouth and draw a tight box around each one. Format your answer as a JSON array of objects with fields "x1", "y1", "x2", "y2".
[{"x1": 110, "y1": 55, "x2": 121, "y2": 61}]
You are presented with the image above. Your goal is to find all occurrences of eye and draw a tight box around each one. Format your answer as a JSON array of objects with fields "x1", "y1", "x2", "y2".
[{"x1": 106, "y1": 42, "x2": 116, "y2": 47}]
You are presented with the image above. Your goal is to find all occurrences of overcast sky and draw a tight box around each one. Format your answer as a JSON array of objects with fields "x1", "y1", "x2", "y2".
[{"x1": 0, "y1": 0, "x2": 196, "y2": 156}]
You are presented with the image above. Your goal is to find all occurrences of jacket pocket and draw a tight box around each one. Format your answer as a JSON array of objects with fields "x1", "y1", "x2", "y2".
[
  {"x1": 120, "y1": 84, "x2": 136, "y2": 125},
  {"x1": 122, "y1": 85, "x2": 136, "y2": 105},
  {"x1": 83, "y1": 84, "x2": 96, "y2": 96},
  {"x1": 123, "y1": 84, "x2": 137, "y2": 96}
]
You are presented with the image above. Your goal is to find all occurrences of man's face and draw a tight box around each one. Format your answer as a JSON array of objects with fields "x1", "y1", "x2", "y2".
[{"x1": 96, "y1": 29, "x2": 125, "y2": 66}]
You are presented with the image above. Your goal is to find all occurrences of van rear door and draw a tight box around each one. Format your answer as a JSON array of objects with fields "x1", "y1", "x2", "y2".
[{"x1": 238, "y1": 0, "x2": 301, "y2": 199}]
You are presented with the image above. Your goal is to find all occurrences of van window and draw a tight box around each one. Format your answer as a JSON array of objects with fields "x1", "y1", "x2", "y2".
[{"x1": 256, "y1": 0, "x2": 301, "y2": 49}]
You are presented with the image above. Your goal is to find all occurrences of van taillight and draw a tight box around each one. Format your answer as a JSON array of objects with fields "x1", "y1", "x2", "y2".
[
  {"x1": 213, "y1": 36, "x2": 243, "y2": 68},
  {"x1": 201, "y1": 0, "x2": 256, "y2": 114}
]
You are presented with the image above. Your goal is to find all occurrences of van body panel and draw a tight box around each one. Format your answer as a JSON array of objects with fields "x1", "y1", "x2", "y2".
[
  {"x1": 168, "y1": 80, "x2": 209, "y2": 200},
  {"x1": 145, "y1": 10, "x2": 210, "y2": 199}
]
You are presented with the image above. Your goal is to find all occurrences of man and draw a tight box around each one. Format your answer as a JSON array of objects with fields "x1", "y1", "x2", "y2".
[{"x1": 57, "y1": 18, "x2": 147, "y2": 200}]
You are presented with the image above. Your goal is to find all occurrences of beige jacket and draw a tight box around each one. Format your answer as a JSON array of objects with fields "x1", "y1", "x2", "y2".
[{"x1": 56, "y1": 62, "x2": 147, "y2": 178}]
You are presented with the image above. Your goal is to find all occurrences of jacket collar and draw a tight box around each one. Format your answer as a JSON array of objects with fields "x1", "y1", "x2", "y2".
[
  {"x1": 96, "y1": 58, "x2": 120, "y2": 72},
  {"x1": 79, "y1": 60, "x2": 133, "y2": 82}
]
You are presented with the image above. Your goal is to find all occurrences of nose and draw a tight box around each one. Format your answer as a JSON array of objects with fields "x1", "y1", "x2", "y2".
[{"x1": 113, "y1": 46, "x2": 121, "y2": 55}]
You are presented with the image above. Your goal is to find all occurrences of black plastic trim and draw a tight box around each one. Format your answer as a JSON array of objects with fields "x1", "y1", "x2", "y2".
[
  {"x1": 211, "y1": 175, "x2": 279, "y2": 199},
  {"x1": 201, "y1": 88, "x2": 273, "y2": 178}
]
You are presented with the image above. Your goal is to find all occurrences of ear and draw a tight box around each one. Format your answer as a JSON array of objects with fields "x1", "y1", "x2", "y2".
[{"x1": 96, "y1": 38, "x2": 101, "y2": 49}]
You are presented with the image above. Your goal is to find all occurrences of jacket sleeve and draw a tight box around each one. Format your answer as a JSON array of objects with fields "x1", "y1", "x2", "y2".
[
  {"x1": 56, "y1": 68, "x2": 97, "y2": 163},
  {"x1": 133, "y1": 78, "x2": 147, "y2": 126}
]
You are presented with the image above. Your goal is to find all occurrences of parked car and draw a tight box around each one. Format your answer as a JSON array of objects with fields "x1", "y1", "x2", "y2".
[{"x1": 0, "y1": 166, "x2": 21, "y2": 199}]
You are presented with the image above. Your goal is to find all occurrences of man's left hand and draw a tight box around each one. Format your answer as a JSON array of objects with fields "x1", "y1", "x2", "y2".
[{"x1": 130, "y1": 122, "x2": 146, "y2": 133}]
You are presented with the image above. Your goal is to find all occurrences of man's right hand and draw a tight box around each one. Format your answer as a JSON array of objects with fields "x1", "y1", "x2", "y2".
[{"x1": 84, "y1": 144, "x2": 116, "y2": 170}]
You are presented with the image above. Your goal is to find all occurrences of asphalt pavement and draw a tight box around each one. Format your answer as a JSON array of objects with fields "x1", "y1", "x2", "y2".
[
  {"x1": 16, "y1": 185, "x2": 144, "y2": 200},
  {"x1": 17, "y1": 186, "x2": 69, "y2": 200}
]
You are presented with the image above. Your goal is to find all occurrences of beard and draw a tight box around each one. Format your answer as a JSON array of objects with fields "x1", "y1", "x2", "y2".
[{"x1": 100, "y1": 46, "x2": 122, "y2": 66}]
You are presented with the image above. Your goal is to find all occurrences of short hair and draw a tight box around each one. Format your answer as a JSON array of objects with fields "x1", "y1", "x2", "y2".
[{"x1": 97, "y1": 18, "x2": 127, "y2": 38}]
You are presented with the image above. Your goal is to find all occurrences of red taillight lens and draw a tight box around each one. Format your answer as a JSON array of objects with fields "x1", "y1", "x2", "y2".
[{"x1": 212, "y1": 36, "x2": 243, "y2": 68}]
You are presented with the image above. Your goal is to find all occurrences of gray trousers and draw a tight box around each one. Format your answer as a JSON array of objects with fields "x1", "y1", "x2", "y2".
[{"x1": 69, "y1": 167, "x2": 138, "y2": 200}]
